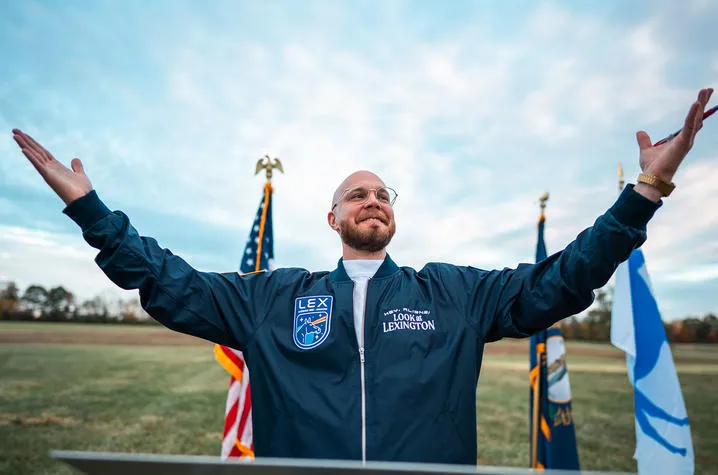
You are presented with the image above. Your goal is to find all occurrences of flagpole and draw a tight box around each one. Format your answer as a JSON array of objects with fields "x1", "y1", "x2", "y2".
[
  {"x1": 254, "y1": 155, "x2": 284, "y2": 272},
  {"x1": 530, "y1": 360, "x2": 540, "y2": 468},
  {"x1": 530, "y1": 192, "x2": 549, "y2": 468}
]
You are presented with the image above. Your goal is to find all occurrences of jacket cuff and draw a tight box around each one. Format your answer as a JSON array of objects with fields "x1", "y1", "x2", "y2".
[
  {"x1": 609, "y1": 184, "x2": 662, "y2": 229},
  {"x1": 62, "y1": 190, "x2": 113, "y2": 231}
]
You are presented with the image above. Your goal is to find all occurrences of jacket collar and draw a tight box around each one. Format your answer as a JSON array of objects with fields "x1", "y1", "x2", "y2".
[{"x1": 330, "y1": 254, "x2": 400, "y2": 282}]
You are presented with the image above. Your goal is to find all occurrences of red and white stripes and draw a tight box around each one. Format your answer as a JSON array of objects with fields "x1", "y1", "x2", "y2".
[{"x1": 214, "y1": 345, "x2": 254, "y2": 459}]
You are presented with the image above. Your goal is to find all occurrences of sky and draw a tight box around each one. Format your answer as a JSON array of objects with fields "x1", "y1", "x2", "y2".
[{"x1": 0, "y1": 0, "x2": 716, "y2": 320}]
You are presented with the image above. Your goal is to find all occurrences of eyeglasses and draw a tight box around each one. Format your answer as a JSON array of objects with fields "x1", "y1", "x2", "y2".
[{"x1": 332, "y1": 186, "x2": 398, "y2": 210}]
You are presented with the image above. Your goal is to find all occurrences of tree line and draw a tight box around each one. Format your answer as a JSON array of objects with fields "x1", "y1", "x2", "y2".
[
  {"x1": 558, "y1": 288, "x2": 718, "y2": 343},
  {"x1": 0, "y1": 281, "x2": 154, "y2": 324},
  {"x1": 1, "y1": 281, "x2": 716, "y2": 342}
]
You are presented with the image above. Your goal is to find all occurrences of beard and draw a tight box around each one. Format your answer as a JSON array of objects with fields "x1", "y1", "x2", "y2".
[{"x1": 339, "y1": 218, "x2": 396, "y2": 252}]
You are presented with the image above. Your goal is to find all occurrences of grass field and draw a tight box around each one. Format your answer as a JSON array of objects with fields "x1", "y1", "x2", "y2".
[{"x1": 1, "y1": 322, "x2": 717, "y2": 474}]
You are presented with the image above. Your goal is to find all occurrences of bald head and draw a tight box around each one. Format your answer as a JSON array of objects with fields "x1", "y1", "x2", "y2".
[{"x1": 332, "y1": 170, "x2": 386, "y2": 207}]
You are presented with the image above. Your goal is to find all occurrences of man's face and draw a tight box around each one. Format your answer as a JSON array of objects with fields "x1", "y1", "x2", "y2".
[{"x1": 329, "y1": 172, "x2": 396, "y2": 253}]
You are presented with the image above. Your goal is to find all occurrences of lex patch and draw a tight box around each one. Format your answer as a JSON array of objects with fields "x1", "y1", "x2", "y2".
[{"x1": 293, "y1": 296, "x2": 333, "y2": 350}]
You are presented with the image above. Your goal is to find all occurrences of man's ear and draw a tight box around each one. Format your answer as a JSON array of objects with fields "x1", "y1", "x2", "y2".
[{"x1": 327, "y1": 211, "x2": 340, "y2": 232}]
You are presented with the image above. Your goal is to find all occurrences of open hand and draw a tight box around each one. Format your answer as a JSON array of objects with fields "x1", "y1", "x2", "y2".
[
  {"x1": 637, "y1": 88, "x2": 713, "y2": 183},
  {"x1": 12, "y1": 129, "x2": 93, "y2": 205}
]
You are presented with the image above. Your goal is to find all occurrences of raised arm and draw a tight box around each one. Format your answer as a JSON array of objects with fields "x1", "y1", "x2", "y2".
[
  {"x1": 477, "y1": 186, "x2": 657, "y2": 341},
  {"x1": 12, "y1": 130, "x2": 267, "y2": 350},
  {"x1": 469, "y1": 87, "x2": 714, "y2": 340}
]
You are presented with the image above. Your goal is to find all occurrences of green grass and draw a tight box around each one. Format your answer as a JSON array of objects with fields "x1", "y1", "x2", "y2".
[
  {"x1": 0, "y1": 344, "x2": 228, "y2": 475},
  {"x1": 1, "y1": 326, "x2": 717, "y2": 474},
  {"x1": 476, "y1": 361, "x2": 718, "y2": 473}
]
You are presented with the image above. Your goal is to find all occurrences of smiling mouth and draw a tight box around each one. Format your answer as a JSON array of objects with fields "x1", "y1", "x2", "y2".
[{"x1": 360, "y1": 217, "x2": 387, "y2": 225}]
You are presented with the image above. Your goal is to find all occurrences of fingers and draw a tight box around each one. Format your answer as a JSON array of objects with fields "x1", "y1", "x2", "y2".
[
  {"x1": 694, "y1": 88, "x2": 714, "y2": 132},
  {"x1": 703, "y1": 89, "x2": 714, "y2": 115},
  {"x1": 12, "y1": 129, "x2": 55, "y2": 163},
  {"x1": 670, "y1": 87, "x2": 714, "y2": 151},
  {"x1": 636, "y1": 131, "x2": 653, "y2": 151},
  {"x1": 71, "y1": 158, "x2": 84, "y2": 175},
  {"x1": 12, "y1": 131, "x2": 37, "y2": 160},
  {"x1": 24, "y1": 131, "x2": 56, "y2": 162},
  {"x1": 20, "y1": 147, "x2": 47, "y2": 174},
  {"x1": 13, "y1": 131, "x2": 48, "y2": 172},
  {"x1": 13, "y1": 130, "x2": 44, "y2": 163},
  {"x1": 681, "y1": 100, "x2": 701, "y2": 144}
]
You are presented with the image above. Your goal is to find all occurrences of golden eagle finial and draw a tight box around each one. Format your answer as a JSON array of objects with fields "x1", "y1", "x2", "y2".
[{"x1": 255, "y1": 154, "x2": 284, "y2": 182}]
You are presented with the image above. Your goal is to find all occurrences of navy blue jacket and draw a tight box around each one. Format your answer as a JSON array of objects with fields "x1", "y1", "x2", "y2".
[{"x1": 63, "y1": 186, "x2": 659, "y2": 465}]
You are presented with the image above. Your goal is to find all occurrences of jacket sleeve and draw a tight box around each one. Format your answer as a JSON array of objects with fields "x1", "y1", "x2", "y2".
[
  {"x1": 63, "y1": 190, "x2": 271, "y2": 351},
  {"x1": 465, "y1": 185, "x2": 661, "y2": 341}
]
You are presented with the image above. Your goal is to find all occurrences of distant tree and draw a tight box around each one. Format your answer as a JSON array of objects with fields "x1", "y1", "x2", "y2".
[
  {"x1": 559, "y1": 317, "x2": 573, "y2": 338},
  {"x1": 669, "y1": 320, "x2": 685, "y2": 342},
  {"x1": 703, "y1": 314, "x2": 718, "y2": 343},
  {"x1": 584, "y1": 287, "x2": 613, "y2": 341},
  {"x1": 681, "y1": 316, "x2": 713, "y2": 343},
  {"x1": 663, "y1": 321, "x2": 676, "y2": 342},
  {"x1": 120, "y1": 299, "x2": 150, "y2": 323},
  {"x1": 696, "y1": 320, "x2": 709, "y2": 342},
  {"x1": 22, "y1": 285, "x2": 49, "y2": 317},
  {"x1": 46, "y1": 286, "x2": 74, "y2": 320},
  {"x1": 0, "y1": 281, "x2": 21, "y2": 318},
  {"x1": 0, "y1": 281, "x2": 20, "y2": 300},
  {"x1": 677, "y1": 318, "x2": 700, "y2": 342},
  {"x1": 78, "y1": 295, "x2": 110, "y2": 321},
  {"x1": 560, "y1": 316, "x2": 582, "y2": 340}
]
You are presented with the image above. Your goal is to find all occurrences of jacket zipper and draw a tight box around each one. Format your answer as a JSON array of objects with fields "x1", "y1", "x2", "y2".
[
  {"x1": 359, "y1": 278, "x2": 369, "y2": 463},
  {"x1": 359, "y1": 346, "x2": 366, "y2": 463}
]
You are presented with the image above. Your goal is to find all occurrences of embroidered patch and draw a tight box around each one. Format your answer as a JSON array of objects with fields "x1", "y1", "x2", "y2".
[
  {"x1": 293, "y1": 296, "x2": 333, "y2": 350},
  {"x1": 381, "y1": 307, "x2": 435, "y2": 333}
]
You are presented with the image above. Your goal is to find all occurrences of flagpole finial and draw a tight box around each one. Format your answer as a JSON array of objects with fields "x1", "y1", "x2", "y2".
[
  {"x1": 618, "y1": 162, "x2": 625, "y2": 191},
  {"x1": 539, "y1": 192, "x2": 549, "y2": 213},
  {"x1": 255, "y1": 154, "x2": 284, "y2": 182}
]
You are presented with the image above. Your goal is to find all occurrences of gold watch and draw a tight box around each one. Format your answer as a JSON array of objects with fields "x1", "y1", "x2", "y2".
[{"x1": 637, "y1": 173, "x2": 675, "y2": 197}]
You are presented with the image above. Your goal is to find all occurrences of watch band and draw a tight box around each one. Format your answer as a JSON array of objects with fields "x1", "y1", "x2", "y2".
[{"x1": 637, "y1": 173, "x2": 675, "y2": 197}]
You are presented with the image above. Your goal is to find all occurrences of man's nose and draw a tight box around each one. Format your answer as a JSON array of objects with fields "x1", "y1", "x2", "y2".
[{"x1": 364, "y1": 191, "x2": 382, "y2": 207}]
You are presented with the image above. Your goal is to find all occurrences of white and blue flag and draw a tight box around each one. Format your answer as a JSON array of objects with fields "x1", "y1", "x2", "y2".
[{"x1": 611, "y1": 249, "x2": 694, "y2": 474}]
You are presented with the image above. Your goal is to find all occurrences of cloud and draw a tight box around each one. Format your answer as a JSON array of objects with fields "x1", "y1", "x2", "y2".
[
  {"x1": 639, "y1": 160, "x2": 718, "y2": 279},
  {"x1": 1, "y1": 1, "x2": 716, "y2": 318},
  {"x1": 0, "y1": 225, "x2": 135, "y2": 301}
]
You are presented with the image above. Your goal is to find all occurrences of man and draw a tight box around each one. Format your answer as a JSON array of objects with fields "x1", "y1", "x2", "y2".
[{"x1": 11, "y1": 88, "x2": 713, "y2": 465}]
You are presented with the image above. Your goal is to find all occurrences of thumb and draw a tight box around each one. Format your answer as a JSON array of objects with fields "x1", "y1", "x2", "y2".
[
  {"x1": 71, "y1": 158, "x2": 85, "y2": 175},
  {"x1": 636, "y1": 131, "x2": 653, "y2": 151}
]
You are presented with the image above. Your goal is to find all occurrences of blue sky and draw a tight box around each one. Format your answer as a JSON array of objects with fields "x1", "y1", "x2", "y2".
[{"x1": 1, "y1": 0, "x2": 716, "y2": 320}]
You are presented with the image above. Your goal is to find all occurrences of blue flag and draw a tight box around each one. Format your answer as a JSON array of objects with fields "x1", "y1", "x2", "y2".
[
  {"x1": 529, "y1": 213, "x2": 580, "y2": 470},
  {"x1": 611, "y1": 250, "x2": 694, "y2": 474},
  {"x1": 240, "y1": 182, "x2": 275, "y2": 274}
]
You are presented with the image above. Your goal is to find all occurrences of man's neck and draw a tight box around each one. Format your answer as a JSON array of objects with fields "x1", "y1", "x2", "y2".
[{"x1": 342, "y1": 245, "x2": 386, "y2": 261}]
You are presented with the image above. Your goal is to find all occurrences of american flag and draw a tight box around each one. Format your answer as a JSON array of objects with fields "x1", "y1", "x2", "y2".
[{"x1": 214, "y1": 181, "x2": 274, "y2": 460}]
